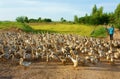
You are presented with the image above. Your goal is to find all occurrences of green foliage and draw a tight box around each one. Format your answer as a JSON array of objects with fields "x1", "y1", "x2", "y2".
[
  {"x1": 115, "y1": 23, "x2": 120, "y2": 30},
  {"x1": 0, "y1": 21, "x2": 33, "y2": 32},
  {"x1": 92, "y1": 5, "x2": 97, "y2": 15},
  {"x1": 43, "y1": 18, "x2": 52, "y2": 22},
  {"x1": 16, "y1": 16, "x2": 52, "y2": 23},
  {"x1": 20, "y1": 23, "x2": 34, "y2": 32},
  {"x1": 78, "y1": 3, "x2": 120, "y2": 26},
  {"x1": 100, "y1": 13, "x2": 109, "y2": 24},
  {"x1": 108, "y1": 12, "x2": 115, "y2": 24},
  {"x1": 29, "y1": 17, "x2": 52, "y2": 23},
  {"x1": 38, "y1": 17, "x2": 42, "y2": 22},
  {"x1": 29, "y1": 18, "x2": 38, "y2": 23},
  {"x1": 91, "y1": 26, "x2": 107, "y2": 37},
  {"x1": 74, "y1": 15, "x2": 79, "y2": 23},
  {"x1": 60, "y1": 17, "x2": 66, "y2": 23},
  {"x1": 79, "y1": 5, "x2": 113, "y2": 25},
  {"x1": 16, "y1": 16, "x2": 29, "y2": 23},
  {"x1": 114, "y1": 3, "x2": 120, "y2": 29},
  {"x1": 91, "y1": 6, "x2": 104, "y2": 25}
]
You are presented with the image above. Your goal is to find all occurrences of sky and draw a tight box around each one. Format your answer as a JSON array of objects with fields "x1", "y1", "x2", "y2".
[{"x1": 0, "y1": 0, "x2": 120, "y2": 21}]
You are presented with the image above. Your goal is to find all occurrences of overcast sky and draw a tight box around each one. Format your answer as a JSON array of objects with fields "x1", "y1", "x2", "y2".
[{"x1": 0, "y1": 0, "x2": 120, "y2": 21}]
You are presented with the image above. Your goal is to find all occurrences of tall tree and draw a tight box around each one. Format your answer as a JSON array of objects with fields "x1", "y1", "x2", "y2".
[
  {"x1": 114, "y1": 3, "x2": 120, "y2": 29},
  {"x1": 114, "y1": 4, "x2": 120, "y2": 24},
  {"x1": 38, "y1": 17, "x2": 42, "y2": 22},
  {"x1": 98, "y1": 6, "x2": 103, "y2": 16},
  {"x1": 92, "y1": 4, "x2": 97, "y2": 15},
  {"x1": 91, "y1": 6, "x2": 104, "y2": 25},
  {"x1": 74, "y1": 15, "x2": 79, "y2": 23}
]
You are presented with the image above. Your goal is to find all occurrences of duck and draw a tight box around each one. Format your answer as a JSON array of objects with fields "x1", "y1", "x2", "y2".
[
  {"x1": 19, "y1": 58, "x2": 31, "y2": 67},
  {"x1": 68, "y1": 55, "x2": 79, "y2": 67}
]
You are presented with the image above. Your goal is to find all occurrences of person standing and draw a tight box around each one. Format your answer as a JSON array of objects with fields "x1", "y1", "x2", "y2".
[{"x1": 107, "y1": 25, "x2": 114, "y2": 40}]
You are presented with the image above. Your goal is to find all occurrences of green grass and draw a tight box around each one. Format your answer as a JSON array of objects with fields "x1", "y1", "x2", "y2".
[
  {"x1": 90, "y1": 26, "x2": 107, "y2": 37},
  {"x1": 0, "y1": 21, "x2": 107, "y2": 37},
  {"x1": 30, "y1": 23, "x2": 93, "y2": 36},
  {"x1": 30, "y1": 23, "x2": 107, "y2": 37},
  {"x1": 0, "y1": 21, "x2": 33, "y2": 32}
]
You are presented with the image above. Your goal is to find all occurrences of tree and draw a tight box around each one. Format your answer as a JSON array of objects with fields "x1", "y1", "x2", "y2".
[
  {"x1": 92, "y1": 4, "x2": 97, "y2": 15},
  {"x1": 43, "y1": 18, "x2": 52, "y2": 22},
  {"x1": 98, "y1": 7, "x2": 103, "y2": 17},
  {"x1": 91, "y1": 6, "x2": 104, "y2": 25},
  {"x1": 100, "y1": 13, "x2": 109, "y2": 24},
  {"x1": 74, "y1": 15, "x2": 79, "y2": 23},
  {"x1": 114, "y1": 3, "x2": 120, "y2": 29},
  {"x1": 29, "y1": 18, "x2": 38, "y2": 23},
  {"x1": 60, "y1": 17, "x2": 66, "y2": 22},
  {"x1": 108, "y1": 12, "x2": 114, "y2": 24},
  {"x1": 16, "y1": 16, "x2": 28, "y2": 23},
  {"x1": 78, "y1": 5, "x2": 111, "y2": 25},
  {"x1": 38, "y1": 17, "x2": 42, "y2": 22}
]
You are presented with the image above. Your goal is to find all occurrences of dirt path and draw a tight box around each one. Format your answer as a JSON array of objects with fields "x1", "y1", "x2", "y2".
[
  {"x1": 0, "y1": 60, "x2": 120, "y2": 79},
  {"x1": 113, "y1": 29, "x2": 120, "y2": 40}
]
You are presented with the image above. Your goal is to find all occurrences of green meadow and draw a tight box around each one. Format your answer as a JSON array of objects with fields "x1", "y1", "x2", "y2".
[
  {"x1": 0, "y1": 21, "x2": 33, "y2": 32},
  {"x1": 30, "y1": 23, "x2": 107, "y2": 37},
  {"x1": 0, "y1": 21, "x2": 107, "y2": 37}
]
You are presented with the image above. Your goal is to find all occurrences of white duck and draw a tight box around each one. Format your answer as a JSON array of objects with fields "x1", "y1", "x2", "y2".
[{"x1": 68, "y1": 55, "x2": 79, "y2": 67}]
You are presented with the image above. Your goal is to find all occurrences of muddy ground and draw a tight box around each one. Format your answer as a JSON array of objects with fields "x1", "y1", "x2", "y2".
[{"x1": 0, "y1": 59, "x2": 120, "y2": 79}]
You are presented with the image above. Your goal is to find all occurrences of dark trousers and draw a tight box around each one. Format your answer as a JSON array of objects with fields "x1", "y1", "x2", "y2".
[{"x1": 110, "y1": 34, "x2": 113, "y2": 40}]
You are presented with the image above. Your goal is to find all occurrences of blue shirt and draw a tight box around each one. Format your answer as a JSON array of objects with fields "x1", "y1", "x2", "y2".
[{"x1": 108, "y1": 27, "x2": 114, "y2": 35}]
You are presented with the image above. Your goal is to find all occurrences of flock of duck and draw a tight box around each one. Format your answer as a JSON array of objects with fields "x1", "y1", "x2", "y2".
[{"x1": 0, "y1": 31, "x2": 120, "y2": 67}]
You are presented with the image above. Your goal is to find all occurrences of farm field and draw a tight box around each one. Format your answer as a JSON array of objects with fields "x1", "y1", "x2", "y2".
[
  {"x1": 29, "y1": 23, "x2": 106, "y2": 37},
  {"x1": 0, "y1": 22, "x2": 107, "y2": 37}
]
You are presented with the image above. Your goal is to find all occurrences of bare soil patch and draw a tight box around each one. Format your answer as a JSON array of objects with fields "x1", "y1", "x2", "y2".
[{"x1": 0, "y1": 59, "x2": 120, "y2": 79}]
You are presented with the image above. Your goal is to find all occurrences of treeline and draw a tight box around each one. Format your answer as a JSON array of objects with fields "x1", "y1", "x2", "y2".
[
  {"x1": 16, "y1": 17, "x2": 52, "y2": 23},
  {"x1": 16, "y1": 16, "x2": 68, "y2": 23},
  {"x1": 74, "y1": 5, "x2": 113, "y2": 25},
  {"x1": 74, "y1": 3, "x2": 120, "y2": 28}
]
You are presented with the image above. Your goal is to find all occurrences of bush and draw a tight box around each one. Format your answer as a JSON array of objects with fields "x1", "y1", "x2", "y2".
[
  {"x1": 115, "y1": 24, "x2": 120, "y2": 30},
  {"x1": 91, "y1": 26, "x2": 107, "y2": 37}
]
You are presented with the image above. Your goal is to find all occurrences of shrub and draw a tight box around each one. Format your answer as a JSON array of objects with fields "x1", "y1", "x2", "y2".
[{"x1": 91, "y1": 26, "x2": 107, "y2": 37}]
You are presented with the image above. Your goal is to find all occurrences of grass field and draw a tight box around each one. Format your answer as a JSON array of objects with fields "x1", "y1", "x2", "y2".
[
  {"x1": 0, "y1": 21, "x2": 107, "y2": 37},
  {"x1": 30, "y1": 23, "x2": 107, "y2": 37},
  {"x1": 0, "y1": 21, "x2": 33, "y2": 32}
]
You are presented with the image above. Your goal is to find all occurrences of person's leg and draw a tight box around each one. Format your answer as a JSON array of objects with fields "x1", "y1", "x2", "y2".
[
  {"x1": 110, "y1": 34, "x2": 113, "y2": 40},
  {"x1": 109, "y1": 34, "x2": 113, "y2": 46}
]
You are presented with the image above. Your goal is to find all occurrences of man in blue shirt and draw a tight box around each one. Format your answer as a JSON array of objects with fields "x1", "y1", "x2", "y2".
[{"x1": 108, "y1": 25, "x2": 114, "y2": 40}]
